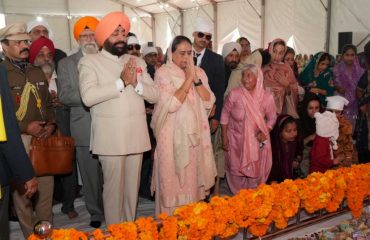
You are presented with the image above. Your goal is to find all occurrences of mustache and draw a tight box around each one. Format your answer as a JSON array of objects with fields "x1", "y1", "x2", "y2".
[
  {"x1": 114, "y1": 41, "x2": 126, "y2": 47},
  {"x1": 20, "y1": 48, "x2": 29, "y2": 54}
]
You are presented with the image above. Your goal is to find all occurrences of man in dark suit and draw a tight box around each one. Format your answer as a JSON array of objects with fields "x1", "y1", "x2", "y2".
[
  {"x1": 192, "y1": 17, "x2": 226, "y2": 134},
  {"x1": 0, "y1": 65, "x2": 38, "y2": 240}
]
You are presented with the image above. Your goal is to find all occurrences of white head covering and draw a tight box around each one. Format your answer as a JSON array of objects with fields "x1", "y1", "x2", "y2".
[
  {"x1": 314, "y1": 111, "x2": 339, "y2": 150},
  {"x1": 326, "y1": 96, "x2": 349, "y2": 111},
  {"x1": 127, "y1": 36, "x2": 140, "y2": 45},
  {"x1": 142, "y1": 45, "x2": 157, "y2": 56},
  {"x1": 193, "y1": 17, "x2": 213, "y2": 35},
  {"x1": 27, "y1": 19, "x2": 53, "y2": 40},
  {"x1": 222, "y1": 42, "x2": 241, "y2": 59}
]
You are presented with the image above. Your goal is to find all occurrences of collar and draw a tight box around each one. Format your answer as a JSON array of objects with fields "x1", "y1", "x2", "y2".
[
  {"x1": 101, "y1": 48, "x2": 126, "y2": 61},
  {"x1": 193, "y1": 47, "x2": 206, "y2": 56},
  {"x1": 2, "y1": 58, "x2": 30, "y2": 73}
]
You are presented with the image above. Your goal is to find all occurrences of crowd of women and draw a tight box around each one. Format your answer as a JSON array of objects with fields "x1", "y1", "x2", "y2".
[{"x1": 154, "y1": 35, "x2": 370, "y2": 214}]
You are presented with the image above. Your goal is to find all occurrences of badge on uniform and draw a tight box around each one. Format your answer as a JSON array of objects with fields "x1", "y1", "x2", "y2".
[{"x1": 15, "y1": 94, "x2": 21, "y2": 104}]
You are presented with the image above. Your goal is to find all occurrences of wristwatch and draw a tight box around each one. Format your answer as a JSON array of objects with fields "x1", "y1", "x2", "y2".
[{"x1": 194, "y1": 79, "x2": 203, "y2": 87}]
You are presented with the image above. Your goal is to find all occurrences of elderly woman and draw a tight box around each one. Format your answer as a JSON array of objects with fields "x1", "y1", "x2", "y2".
[
  {"x1": 221, "y1": 64, "x2": 277, "y2": 194},
  {"x1": 151, "y1": 36, "x2": 217, "y2": 216},
  {"x1": 263, "y1": 39, "x2": 298, "y2": 117}
]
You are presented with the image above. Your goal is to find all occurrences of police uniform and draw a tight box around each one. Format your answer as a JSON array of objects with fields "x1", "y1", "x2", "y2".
[{"x1": 0, "y1": 22, "x2": 55, "y2": 238}]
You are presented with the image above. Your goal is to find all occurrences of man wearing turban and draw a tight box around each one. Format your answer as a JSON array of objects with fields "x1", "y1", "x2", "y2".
[
  {"x1": 29, "y1": 36, "x2": 82, "y2": 221},
  {"x1": 79, "y1": 12, "x2": 159, "y2": 224},
  {"x1": 57, "y1": 16, "x2": 104, "y2": 228},
  {"x1": 27, "y1": 19, "x2": 67, "y2": 72}
]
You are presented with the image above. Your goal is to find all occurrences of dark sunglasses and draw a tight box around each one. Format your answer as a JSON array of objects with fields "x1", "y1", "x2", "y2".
[
  {"x1": 127, "y1": 44, "x2": 141, "y2": 50},
  {"x1": 197, "y1": 32, "x2": 212, "y2": 41}
]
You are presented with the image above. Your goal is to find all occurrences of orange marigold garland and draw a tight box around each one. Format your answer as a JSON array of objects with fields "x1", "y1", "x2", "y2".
[
  {"x1": 27, "y1": 164, "x2": 370, "y2": 240},
  {"x1": 228, "y1": 188, "x2": 255, "y2": 228},
  {"x1": 324, "y1": 168, "x2": 347, "y2": 212},
  {"x1": 209, "y1": 196, "x2": 239, "y2": 238},
  {"x1": 247, "y1": 184, "x2": 275, "y2": 236},
  {"x1": 92, "y1": 229, "x2": 105, "y2": 240},
  {"x1": 346, "y1": 164, "x2": 370, "y2": 218},
  {"x1": 28, "y1": 229, "x2": 88, "y2": 240},
  {"x1": 107, "y1": 221, "x2": 137, "y2": 240},
  {"x1": 270, "y1": 179, "x2": 300, "y2": 229},
  {"x1": 135, "y1": 217, "x2": 159, "y2": 240},
  {"x1": 158, "y1": 213, "x2": 178, "y2": 240},
  {"x1": 174, "y1": 202, "x2": 215, "y2": 240}
]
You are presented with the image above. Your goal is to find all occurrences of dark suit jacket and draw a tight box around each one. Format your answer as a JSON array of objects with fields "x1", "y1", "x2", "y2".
[
  {"x1": 0, "y1": 65, "x2": 35, "y2": 186},
  {"x1": 200, "y1": 48, "x2": 226, "y2": 121},
  {"x1": 54, "y1": 48, "x2": 67, "y2": 74}
]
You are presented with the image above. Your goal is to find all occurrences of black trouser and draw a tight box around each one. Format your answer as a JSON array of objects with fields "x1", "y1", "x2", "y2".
[
  {"x1": 54, "y1": 107, "x2": 78, "y2": 212},
  {"x1": 139, "y1": 113, "x2": 155, "y2": 200},
  {"x1": 0, "y1": 186, "x2": 10, "y2": 240},
  {"x1": 358, "y1": 150, "x2": 370, "y2": 164}
]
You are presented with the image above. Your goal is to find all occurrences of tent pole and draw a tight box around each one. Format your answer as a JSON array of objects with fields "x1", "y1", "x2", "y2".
[
  {"x1": 180, "y1": 10, "x2": 184, "y2": 35},
  {"x1": 212, "y1": 1, "x2": 218, "y2": 52},
  {"x1": 325, "y1": 0, "x2": 332, "y2": 52},
  {"x1": 65, "y1": 0, "x2": 72, "y2": 52},
  {"x1": 152, "y1": 14, "x2": 156, "y2": 45},
  {"x1": 261, "y1": 0, "x2": 265, "y2": 48}
]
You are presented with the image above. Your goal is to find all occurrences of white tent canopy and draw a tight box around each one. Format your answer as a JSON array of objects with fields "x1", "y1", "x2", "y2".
[{"x1": 1, "y1": 0, "x2": 369, "y2": 56}]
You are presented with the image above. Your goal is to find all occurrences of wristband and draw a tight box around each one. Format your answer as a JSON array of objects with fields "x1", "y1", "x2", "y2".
[{"x1": 194, "y1": 79, "x2": 203, "y2": 87}]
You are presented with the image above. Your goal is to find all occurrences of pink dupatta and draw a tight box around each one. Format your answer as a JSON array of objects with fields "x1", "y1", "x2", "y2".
[
  {"x1": 263, "y1": 38, "x2": 298, "y2": 115},
  {"x1": 239, "y1": 67, "x2": 272, "y2": 181}
]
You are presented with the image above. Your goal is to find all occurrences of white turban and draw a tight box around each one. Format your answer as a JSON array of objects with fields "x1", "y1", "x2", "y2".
[
  {"x1": 27, "y1": 19, "x2": 53, "y2": 39},
  {"x1": 127, "y1": 36, "x2": 140, "y2": 45},
  {"x1": 326, "y1": 96, "x2": 349, "y2": 111},
  {"x1": 193, "y1": 17, "x2": 213, "y2": 35},
  {"x1": 222, "y1": 42, "x2": 242, "y2": 59},
  {"x1": 142, "y1": 45, "x2": 157, "y2": 56}
]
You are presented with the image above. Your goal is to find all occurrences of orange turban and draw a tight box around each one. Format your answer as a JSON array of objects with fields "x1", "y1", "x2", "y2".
[
  {"x1": 73, "y1": 16, "x2": 99, "y2": 41},
  {"x1": 95, "y1": 12, "x2": 130, "y2": 46}
]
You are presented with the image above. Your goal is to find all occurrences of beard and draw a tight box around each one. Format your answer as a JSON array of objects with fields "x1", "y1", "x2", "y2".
[
  {"x1": 82, "y1": 42, "x2": 98, "y2": 54},
  {"x1": 39, "y1": 62, "x2": 55, "y2": 78},
  {"x1": 228, "y1": 61, "x2": 238, "y2": 69},
  {"x1": 104, "y1": 40, "x2": 127, "y2": 57}
]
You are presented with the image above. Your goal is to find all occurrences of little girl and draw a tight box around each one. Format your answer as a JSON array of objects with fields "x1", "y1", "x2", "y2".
[
  {"x1": 268, "y1": 115, "x2": 302, "y2": 182},
  {"x1": 309, "y1": 111, "x2": 340, "y2": 173}
]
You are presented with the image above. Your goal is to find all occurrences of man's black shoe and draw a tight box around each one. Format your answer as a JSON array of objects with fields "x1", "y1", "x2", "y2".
[{"x1": 89, "y1": 221, "x2": 101, "y2": 228}]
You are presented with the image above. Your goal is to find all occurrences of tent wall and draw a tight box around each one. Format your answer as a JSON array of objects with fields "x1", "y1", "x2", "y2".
[
  {"x1": 217, "y1": 0, "x2": 261, "y2": 53},
  {"x1": 264, "y1": 0, "x2": 327, "y2": 54},
  {"x1": 153, "y1": 11, "x2": 181, "y2": 52},
  {"x1": 330, "y1": 0, "x2": 370, "y2": 55}
]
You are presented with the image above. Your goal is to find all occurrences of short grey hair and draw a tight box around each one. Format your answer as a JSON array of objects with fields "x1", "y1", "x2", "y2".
[{"x1": 241, "y1": 64, "x2": 258, "y2": 78}]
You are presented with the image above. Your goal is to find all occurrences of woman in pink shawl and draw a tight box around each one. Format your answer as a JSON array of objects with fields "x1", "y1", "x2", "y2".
[
  {"x1": 221, "y1": 64, "x2": 277, "y2": 194},
  {"x1": 151, "y1": 36, "x2": 217, "y2": 216},
  {"x1": 263, "y1": 39, "x2": 298, "y2": 117}
]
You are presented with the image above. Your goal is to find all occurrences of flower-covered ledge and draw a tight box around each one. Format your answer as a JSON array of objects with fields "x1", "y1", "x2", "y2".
[{"x1": 29, "y1": 163, "x2": 370, "y2": 240}]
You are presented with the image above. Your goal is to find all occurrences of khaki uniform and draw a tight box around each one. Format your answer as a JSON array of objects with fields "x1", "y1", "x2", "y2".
[{"x1": 1, "y1": 59, "x2": 55, "y2": 238}]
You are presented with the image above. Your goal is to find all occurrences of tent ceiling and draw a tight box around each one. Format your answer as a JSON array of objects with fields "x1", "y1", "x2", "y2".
[{"x1": 110, "y1": 0, "x2": 220, "y2": 15}]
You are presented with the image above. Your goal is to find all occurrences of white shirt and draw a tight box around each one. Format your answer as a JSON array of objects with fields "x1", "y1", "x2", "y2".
[{"x1": 193, "y1": 47, "x2": 206, "y2": 67}]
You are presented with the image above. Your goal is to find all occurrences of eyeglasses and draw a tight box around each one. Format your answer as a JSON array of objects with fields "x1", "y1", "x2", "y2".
[
  {"x1": 9, "y1": 40, "x2": 30, "y2": 46},
  {"x1": 79, "y1": 33, "x2": 95, "y2": 40},
  {"x1": 197, "y1": 32, "x2": 212, "y2": 41},
  {"x1": 127, "y1": 44, "x2": 141, "y2": 51}
]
